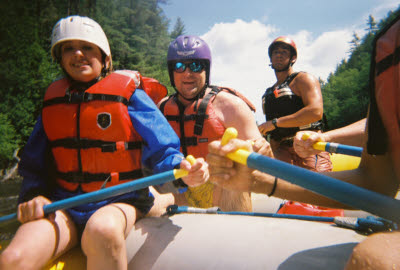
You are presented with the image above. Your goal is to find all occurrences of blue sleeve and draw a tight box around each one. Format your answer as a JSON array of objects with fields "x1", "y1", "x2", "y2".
[
  {"x1": 18, "y1": 116, "x2": 52, "y2": 203},
  {"x1": 128, "y1": 89, "x2": 184, "y2": 174}
]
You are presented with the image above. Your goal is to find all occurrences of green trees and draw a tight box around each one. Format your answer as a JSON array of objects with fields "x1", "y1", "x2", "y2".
[
  {"x1": 321, "y1": 8, "x2": 400, "y2": 130},
  {"x1": 0, "y1": 1, "x2": 399, "y2": 169},
  {"x1": 0, "y1": 0, "x2": 176, "y2": 169}
]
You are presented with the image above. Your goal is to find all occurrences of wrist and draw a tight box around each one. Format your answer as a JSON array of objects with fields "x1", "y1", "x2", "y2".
[
  {"x1": 271, "y1": 118, "x2": 279, "y2": 129},
  {"x1": 251, "y1": 170, "x2": 271, "y2": 194},
  {"x1": 321, "y1": 133, "x2": 330, "y2": 142}
]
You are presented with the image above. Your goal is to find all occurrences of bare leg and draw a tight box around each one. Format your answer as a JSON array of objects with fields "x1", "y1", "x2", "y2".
[
  {"x1": 0, "y1": 210, "x2": 78, "y2": 270},
  {"x1": 146, "y1": 186, "x2": 175, "y2": 217},
  {"x1": 81, "y1": 203, "x2": 140, "y2": 270},
  {"x1": 345, "y1": 231, "x2": 400, "y2": 270}
]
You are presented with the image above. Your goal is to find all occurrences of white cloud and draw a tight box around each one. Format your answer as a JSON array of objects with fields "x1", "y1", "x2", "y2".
[
  {"x1": 201, "y1": 20, "x2": 353, "y2": 123},
  {"x1": 369, "y1": 0, "x2": 399, "y2": 20}
]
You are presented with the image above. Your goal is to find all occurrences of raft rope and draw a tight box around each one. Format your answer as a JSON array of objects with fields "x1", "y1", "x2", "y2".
[
  {"x1": 166, "y1": 205, "x2": 398, "y2": 234},
  {"x1": 221, "y1": 128, "x2": 400, "y2": 223}
]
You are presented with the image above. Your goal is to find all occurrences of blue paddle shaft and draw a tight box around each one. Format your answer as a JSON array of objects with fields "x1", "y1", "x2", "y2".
[
  {"x1": 247, "y1": 152, "x2": 400, "y2": 223},
  {"x1": 326, "y1": 142, "x2": 363, "y2": 157},
  {"x1": 0, "y1": 170, "x2": 177, "y2": 225}
]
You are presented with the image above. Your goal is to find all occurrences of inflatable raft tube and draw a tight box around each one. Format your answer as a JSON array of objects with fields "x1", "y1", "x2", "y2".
[
  {"x1": 44, "y1": 213, "x2": 366, "y2": 270},
  {"x1": 331, "y1": 153, "x2": 361, "y2": 172}
]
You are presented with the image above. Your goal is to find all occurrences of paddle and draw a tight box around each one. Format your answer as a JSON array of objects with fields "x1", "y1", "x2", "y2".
[
  {"x1": 220, "y1": 127, "x2": 400, "y2": 223},
  {"x1": 302, "y1": 133, "x2": 363, "y2": 157},
  {"x1": 0, "y1": 156, "x2": 196, "y2": 225},
  {"x1": 167, "y1": 205, "x2": 398, "y2": 233}
]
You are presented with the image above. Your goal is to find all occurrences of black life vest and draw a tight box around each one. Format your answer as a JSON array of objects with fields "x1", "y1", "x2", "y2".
[{"x1": 262, "y1": 72, "x2": 323, "y2": 141}]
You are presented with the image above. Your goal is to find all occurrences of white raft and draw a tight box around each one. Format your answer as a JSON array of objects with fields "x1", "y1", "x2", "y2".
[
  {"x1": 47, "y1": 213, "x2": 366, "y2": 270},
  {"x1": 126, "y1": 214, "x2": 365, "y2": 270},
  {"x1": 46, "y1": 154, "x2": 366, "y2": 269}
]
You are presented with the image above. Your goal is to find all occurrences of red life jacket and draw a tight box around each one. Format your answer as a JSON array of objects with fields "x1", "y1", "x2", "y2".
[
  {"x1": 42, "y1": 70, "x2": 166, "y2": 192},
  {"x1": 368, "y1": 15, "x2": 400, "y2": 180},
  {"x1": 159, "y1": 86, "x2": 255, "y2": 158},
  {"x1": 140, "y1": 76, "x2": 168, "y2": 104}
]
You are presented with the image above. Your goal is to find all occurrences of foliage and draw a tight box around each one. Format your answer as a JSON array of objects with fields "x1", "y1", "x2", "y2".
[
  {"x1": 322, "y1": 7, "x2": 400, "y2": 130},
  {"x1": 170, "y1": 17, "x2": 186, "y2": 39},
  {"x1": 0, "y1": 1, "x2": 399, "y2": 168},
  {"x1": 0, "y1": 114, "x2": 19, "y2": 169},
  {"x1": 0, "y1": 0, "x2": 177, "y2": 168}
]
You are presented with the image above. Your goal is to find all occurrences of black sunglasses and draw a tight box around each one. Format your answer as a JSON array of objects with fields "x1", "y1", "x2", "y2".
[{"x1": 173, "y1": 61, "x2": 205, "y2": 73}]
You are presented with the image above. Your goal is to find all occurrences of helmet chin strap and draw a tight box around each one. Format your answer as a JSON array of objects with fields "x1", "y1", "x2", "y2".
[
  {"x1": 62, "y1": 58, "x2": 108, "y2": 91},
  {"x1": 175, "y1": 84, "x2": 208, "y2": 102},
  {"x1": 271, "y1": 63, "x2": 291, "y2": 72},
  {"x1": 270, "y1": 56, "x2": 295, "y2": 72}
]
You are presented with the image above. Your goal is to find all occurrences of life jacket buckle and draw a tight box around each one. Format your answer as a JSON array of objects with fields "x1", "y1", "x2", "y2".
[{"x1": 101, "y1": 143, "x2": 116, "y2": 152}]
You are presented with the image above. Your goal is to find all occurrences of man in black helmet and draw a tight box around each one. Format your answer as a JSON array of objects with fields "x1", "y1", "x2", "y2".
[
  {"x1": 258, "y1": 36, "x2": 336, "y2": 216},
  {"x1": 259, "y1": 36, "x2": 332, "y2": 173}
]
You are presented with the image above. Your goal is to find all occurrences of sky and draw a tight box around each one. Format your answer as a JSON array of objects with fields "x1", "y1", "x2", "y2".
[{"x1": 161, "y1": 0, "x2": 399, "y2": 123}]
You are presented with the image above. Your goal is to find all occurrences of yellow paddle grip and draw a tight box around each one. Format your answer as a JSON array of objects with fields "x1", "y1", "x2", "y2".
[
  {"x1": 173, "y1": 155, "x2": 196, "y2": 179},
  {"x1": 301, "y1": 133, "x2": 326, "y2": 151},
  {"x1": 221, "y1": 128, "x2": 251, "y2": 165}
]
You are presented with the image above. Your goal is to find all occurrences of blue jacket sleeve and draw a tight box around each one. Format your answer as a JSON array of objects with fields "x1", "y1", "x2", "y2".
[
  {"x1": 128, "y1": 89, "x2": 184, "y2": 174},
  {"x1": 17, "y1": 116, "x2": 53, "y2": 203}
]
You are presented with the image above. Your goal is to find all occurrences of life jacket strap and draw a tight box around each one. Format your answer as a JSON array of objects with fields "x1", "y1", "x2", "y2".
[
  {"x1": 43, "y1": 91, "x2": 129, "y2": 107},
  {"x1": 49, "y1": 138, "x2": 142, "y2": 152},
  {"x1": 57, "y1": 169, "x2": 144, "y2": 183},
  {"x1": 375, "y1": 45, "x2": 400, "y2": 75}
]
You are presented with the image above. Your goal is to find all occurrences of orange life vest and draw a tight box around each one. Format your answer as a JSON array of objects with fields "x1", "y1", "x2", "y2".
[
  {"x1": 159, "y1": 86, "x2": 256, "y2": 158},
  {"x1": 368, "y1": 15, "x2": 400, "y2": 180},
  {"x1": 159, "y1": 86, "x2": 255, "y2": 208},
  {"x1": 42, "y1": 70, "x2": 161, "y2": 192}
]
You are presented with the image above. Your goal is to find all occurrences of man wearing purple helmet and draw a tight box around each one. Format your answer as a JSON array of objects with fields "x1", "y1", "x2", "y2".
[{"x1": 156, "y1": 35, "x2": 271, "y2": 211}]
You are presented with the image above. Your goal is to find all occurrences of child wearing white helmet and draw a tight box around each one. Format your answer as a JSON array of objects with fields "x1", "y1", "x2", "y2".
[{"x1": 0, "y1": 15, "x2": 208, "y2": 270}]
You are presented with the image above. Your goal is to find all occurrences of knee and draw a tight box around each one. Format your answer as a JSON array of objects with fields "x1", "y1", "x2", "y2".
[
  {"x1": 81, "y1": 216, "x2": 124, "y2": 255},
  {"x1": 345, "y1": 233, "x2": 400, "y2": 270},
  {"x1": 0, "y1": 246, "x2": 25, "y2": 270}
]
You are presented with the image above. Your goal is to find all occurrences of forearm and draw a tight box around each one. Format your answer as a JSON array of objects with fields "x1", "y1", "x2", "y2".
[
  {"x1": 324, "y1": 118, "x2": 366, "y2": 146},
  {"x1": 274, "y1": 106, "x2": 322, "y2": 128},
  {"x1": 251, "y1": 153, "x2": 398, "y2": 209}
]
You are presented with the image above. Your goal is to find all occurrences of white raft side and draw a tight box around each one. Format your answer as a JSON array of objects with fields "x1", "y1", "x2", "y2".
[{"x1": 125, "y1": 214, "x2": 366, "y2": 270}]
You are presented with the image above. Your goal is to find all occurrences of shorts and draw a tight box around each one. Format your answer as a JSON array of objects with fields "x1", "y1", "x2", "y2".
[
  {"x1": 51, "y1": 186, "x2": 154, "y2": 236},
  {"x1": 271, "y1": 139, "x2": 333, "y2": 172}
]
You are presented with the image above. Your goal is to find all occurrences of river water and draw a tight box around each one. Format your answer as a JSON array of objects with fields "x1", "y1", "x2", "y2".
[{"x1": 0, "y1": 177, "x2": 22, "y2": 245}]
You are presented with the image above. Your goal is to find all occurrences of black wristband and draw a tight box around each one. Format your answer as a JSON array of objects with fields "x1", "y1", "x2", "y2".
[
  {"x1": 272, "y1": 118, "x2": 279, "y2": 129},
  {"x1": 268, "y1": 177, "x2": 278, "y2": 197},
  {"x1": 172, "y1": 178, "x2": 188, "y2": 188}
]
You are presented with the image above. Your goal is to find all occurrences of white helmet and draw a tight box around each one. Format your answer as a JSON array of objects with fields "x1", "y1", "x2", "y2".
[{"x1": 51, "y1": 15, "x2": 111, "y2": 61}]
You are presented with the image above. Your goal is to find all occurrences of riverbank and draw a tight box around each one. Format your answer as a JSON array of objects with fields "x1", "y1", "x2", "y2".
[{"x1": 0, "y1": 177, "x2": 22, "y2": 242}]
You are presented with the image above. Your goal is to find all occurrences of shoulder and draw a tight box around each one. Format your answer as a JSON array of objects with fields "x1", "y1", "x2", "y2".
[
  {"x1": 213, "y1": 89, "x2": 250, "y2": 109},
  {"x1": 212, "y1": 88, "x2": 255, "y2": 119},
  {"x1": 291, "y1": 71, "x2": 321, "y2": 95},
  {"x1": 293, "y1": 72, "x2": 319, "y2": 85}
]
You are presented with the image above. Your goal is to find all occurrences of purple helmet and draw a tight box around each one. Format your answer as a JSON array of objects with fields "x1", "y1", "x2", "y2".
[{"x1": 167, "y1": 35, "x2": 212, "y2": 87}]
